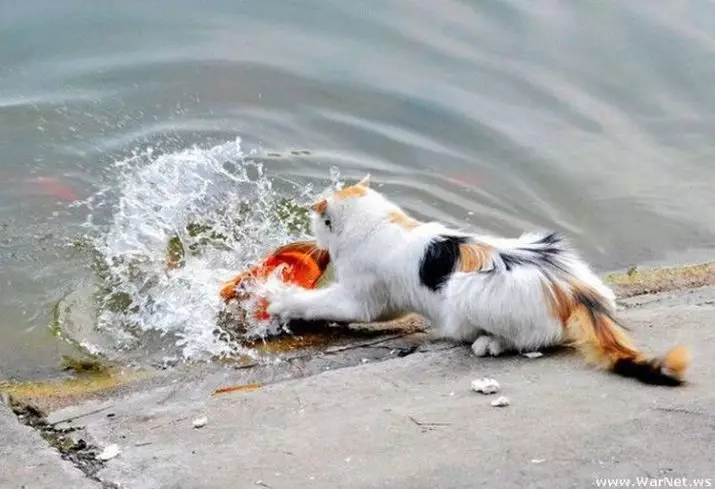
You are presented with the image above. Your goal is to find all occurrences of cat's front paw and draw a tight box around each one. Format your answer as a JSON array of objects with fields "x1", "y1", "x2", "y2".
[{"x1": 265, "y1": 284, "x2": 303, "y2": 321}]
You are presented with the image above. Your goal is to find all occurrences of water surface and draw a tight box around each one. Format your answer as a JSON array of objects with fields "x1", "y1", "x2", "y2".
[{"x1": 2, "y1": 1, "x2": 715, "y2": 378}]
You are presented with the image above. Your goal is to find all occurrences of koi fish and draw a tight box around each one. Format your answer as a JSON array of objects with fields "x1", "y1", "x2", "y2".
[
  {"x1": 220, "y1": 240, "x2": 332, "y2": 321},
  {"x1": 25, "y1": 176, "x2": 78, "y2": 202}
]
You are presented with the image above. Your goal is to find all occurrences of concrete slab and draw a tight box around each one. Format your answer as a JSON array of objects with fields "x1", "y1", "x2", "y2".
[
  {"x1": 46, "y1": 287, "x2": 715, "y2": 489},
  {"x1": 0, "y1": 398, "x2": 100, "y2": 489}
]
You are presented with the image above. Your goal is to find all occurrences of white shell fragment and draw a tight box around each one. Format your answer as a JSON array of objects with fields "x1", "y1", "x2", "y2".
[
  {"x1": 490, "y1": 396, "x2": 510, "y2": 407},
  {"x1": 523, "y1": 352, "x2": 543, "y2": 359},
  {"x1": 97, "y1": 444, "x2": 121, "y2": 461},
  {"x1": 470, "y1": 378, "x2": 500, "y2": 395},
  {"x1": 192, "y1": 416, "x2": 208, "y2": 429}
]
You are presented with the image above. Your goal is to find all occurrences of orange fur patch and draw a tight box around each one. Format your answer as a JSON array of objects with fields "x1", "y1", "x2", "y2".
[
  {"x1": 553, "y1": 280, "x2": 640, "y2": 366},
  {"x1": 457, "y1": 243, "x2": 493, "y2": 272},
  {"x1": 589, "y1": 307, "x2": 639, "y2": 360},
  {"x1": 663, "y1": 345, "x2": 689, "y2": 376},
  {"x1": 311, "y1": 199, "x2": 328, "y2": 214},
  {"x1": 542, "y1": 279, "x2": 573, "y2": 323},
  {"x1": 543, "y1": 276, "x2": 688, "y2": 385},
  {"x1": 388, "y1": 210, "x2": 420, "y2": 230},
  {"x1": 334, "y1": 185, "x2": 368, "y2": 200}
]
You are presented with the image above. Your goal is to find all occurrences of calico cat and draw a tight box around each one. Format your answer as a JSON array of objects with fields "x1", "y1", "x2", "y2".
[{"x1": 266, "y1": 176, "x2": 689, "y2": 386}]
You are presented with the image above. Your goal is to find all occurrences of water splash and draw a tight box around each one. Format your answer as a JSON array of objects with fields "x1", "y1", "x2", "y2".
[{"x1": 79, "y1": 138, "x2": 341, "y2": 363}]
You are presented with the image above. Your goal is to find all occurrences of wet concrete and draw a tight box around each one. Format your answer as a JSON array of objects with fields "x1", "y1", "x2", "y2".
[
  {"x1": 28, "y1": 285, "x2": 715, "y2": 489},
  {"x1": 0, "y1": 395, "x2": 101, "y2": 489},
  {"x1": 3, "y1": 261, "x2": 715, "y2": 489}
]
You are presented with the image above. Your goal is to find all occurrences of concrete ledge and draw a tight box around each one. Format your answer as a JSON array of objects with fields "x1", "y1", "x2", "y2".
[
  {"x1": 5, "y1": 262, "x2": 713, "y2": 412},
  {"x1": 41, "y1": 285, "x2": 715, "y2": 489},
  {"x1": 0, "y1": 396, "x2": 100, "y2": 489}
]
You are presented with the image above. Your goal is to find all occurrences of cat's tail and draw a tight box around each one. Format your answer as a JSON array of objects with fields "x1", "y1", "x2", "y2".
[{"x1": 546, "y1": 280, "x2": 689, "y2": 386}]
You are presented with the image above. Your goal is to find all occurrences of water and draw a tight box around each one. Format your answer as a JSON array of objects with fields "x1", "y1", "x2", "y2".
[{"x1": 2, "y1": 1, "x2": 715, "y2": 379}]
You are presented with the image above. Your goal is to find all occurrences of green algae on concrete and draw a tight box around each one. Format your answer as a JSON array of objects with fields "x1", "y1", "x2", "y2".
[
  {"x1": 60, "y1": 355, "x2": 111, "y2": 376},
  {"x1": 606, "y1": 262, "x2": 715, "y2": 297},
  {"x1": 0, "y1": 368, "x2": 148, "y2": 412},
  {"x1": 49, "y1": 299, "x2": 64, "y2": 337}
]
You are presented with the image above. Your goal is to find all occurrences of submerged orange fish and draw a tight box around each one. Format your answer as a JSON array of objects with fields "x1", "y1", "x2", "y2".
[
  {"x1": 25, "y1": 176, "x2": 78, "y2": 202},
  {"x1": 220, "y1": 240, "x2": 331, "y2": 320}
]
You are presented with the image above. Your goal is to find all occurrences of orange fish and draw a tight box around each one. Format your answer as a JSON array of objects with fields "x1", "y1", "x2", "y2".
[
  {"x1": 220, "y1": 240, "x2": 331, "y2": 320},
  {"x1": 25, "y1": 176, "x2": 78, "y2": 202},
  {"x1": 442, "y1": 173, "x2": 483, "y2": 190}
]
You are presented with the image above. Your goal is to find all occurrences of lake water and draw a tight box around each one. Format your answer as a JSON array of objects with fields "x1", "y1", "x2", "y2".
[{"x1": 2, "y1": 0, "x2": 715, "y2": 379}]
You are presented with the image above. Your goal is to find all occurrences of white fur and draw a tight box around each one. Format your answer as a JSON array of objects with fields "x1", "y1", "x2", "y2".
[{"x1": 266, "y1": 179, "x2": 617, "y2": 355}]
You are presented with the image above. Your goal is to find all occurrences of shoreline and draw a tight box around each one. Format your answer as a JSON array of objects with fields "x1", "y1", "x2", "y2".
[
  {"x1": 2, "y1": 260, "x2": 714, "y2": 488},
  {"x1": 2, "y1": 260, "x2": 714, "y2": 412}
]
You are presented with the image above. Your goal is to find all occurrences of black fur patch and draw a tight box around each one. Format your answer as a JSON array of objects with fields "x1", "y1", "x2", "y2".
[
  {"x1": 419, "y1": 235, "x2": 468, "y2": 291},
  {"x1": 613, "y1": 358, "x2": 682, "y2": 386},
  {"x1": 499, "y1": 250, "x2": 566, "y2": 272},
  {"x1": 535, "y1": 232, "x2": 561, "y2": 245},
  {"x1": 573, "y1": 287, "x2": 632, "y2": 332},
  {"x1": 498, "y1": 233, "x2": 567, "y2": 273},
  {"x1": 499, "y1": 252, "x2": 526, "y2": 272},
  {"x1": 573, "y1": 290, "x2": 615, "y2": 321}
]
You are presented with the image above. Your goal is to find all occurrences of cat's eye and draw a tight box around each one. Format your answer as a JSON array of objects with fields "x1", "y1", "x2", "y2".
[{"x1": 323, "y1": 218, "x2": 332, "y2": 231}]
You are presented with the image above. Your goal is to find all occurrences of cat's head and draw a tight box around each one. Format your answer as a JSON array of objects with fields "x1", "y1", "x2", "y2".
[{"x1": 309, "y1": 175, "x2": 382, "y2": 249}]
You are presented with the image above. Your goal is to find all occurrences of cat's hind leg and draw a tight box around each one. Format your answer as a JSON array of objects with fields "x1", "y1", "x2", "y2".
[
  {"x1": 445, "y1": 268, "x2": 563, "y2": 357},
  {"x1": 438, "y1": 275, "x2": 501, "y2": 355},
  {"x1": 470, "y1": 335, "x2": 509, "y2": 357},
  {"x1": 439, "y1": 308, "x2": 480, "y2": 343},
  {"x1": 440, "y1": 307, "x2": 511, "y2": 356}
]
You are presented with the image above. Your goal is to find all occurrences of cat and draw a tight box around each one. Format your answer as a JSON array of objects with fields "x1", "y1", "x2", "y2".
[{"x1": 265, "y1": 176, "x2": 689, "y2": 386}]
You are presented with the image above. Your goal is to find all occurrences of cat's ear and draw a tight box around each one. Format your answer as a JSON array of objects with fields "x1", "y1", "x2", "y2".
[
  {"x1": 311, "y1": 198, "x2": 328, "y2": 215},
  {"x1": 357, "y1": 174, "x2": 371, "y2": 188}
]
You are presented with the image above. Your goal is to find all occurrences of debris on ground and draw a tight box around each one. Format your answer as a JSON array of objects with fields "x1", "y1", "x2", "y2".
[
  {"x1": 490, "y1": 396, "x2": 510, "y2": 407},
  {"x1": 97, "y1": 444, "x2": 120, "y2": 461},
  {"x1": 8, "y1": 396, "x2": 106, "y2": 478},
  {"x1": 192, "y1": 416, "x2": 208, "y2": 429},
  {"x1": 212, "y1": 382, "x2": 263, "y2": 396},
  {"x1": 522, "y1": 352, "x2": 543, "y2": 359},
  {"x1": 470, "y1": 378, "x2": 500, "y2": 394}
]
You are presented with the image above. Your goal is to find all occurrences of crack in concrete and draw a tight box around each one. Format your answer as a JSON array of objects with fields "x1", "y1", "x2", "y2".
[
  {"x1": 49, "y1": 404, "x2": 115, "y2": 426},
  {"x1": 8, "y1": 397, "x2": 119, "y2": 489},
  {"x1": 655, "y1": 406, "x2": 709, "y2": 417}
]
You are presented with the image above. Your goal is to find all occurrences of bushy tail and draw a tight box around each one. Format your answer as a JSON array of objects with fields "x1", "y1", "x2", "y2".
[
  {"x1": 490, "y1": 230, "x2": 688, "y2": 386},
  {"x1": 563, "y1": 286, "x2": 689, "y2": 386}
]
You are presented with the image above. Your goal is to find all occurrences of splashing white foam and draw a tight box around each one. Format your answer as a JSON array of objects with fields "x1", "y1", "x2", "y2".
[{"x1": 81, "y1": 138, "x2": 340, "y2": 362}]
